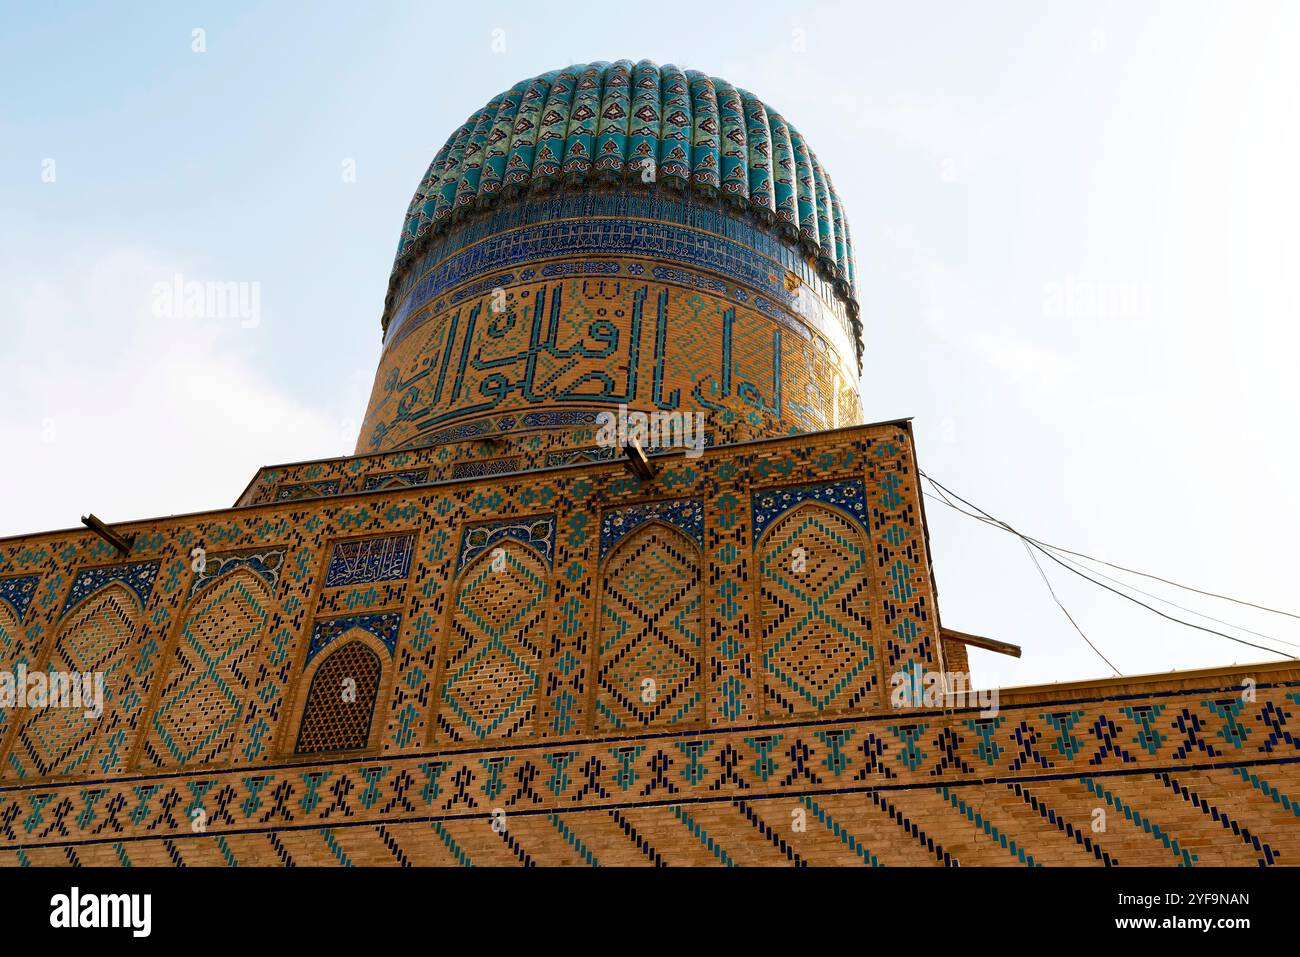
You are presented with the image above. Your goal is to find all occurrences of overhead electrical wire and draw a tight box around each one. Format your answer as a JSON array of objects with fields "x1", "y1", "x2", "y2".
[
  {"x1": 918, "y1": 471, "x2": 1298, "y2": 662},
  {"x1": 921, "y1": 486, "x2": 1300, "y2": 651}
]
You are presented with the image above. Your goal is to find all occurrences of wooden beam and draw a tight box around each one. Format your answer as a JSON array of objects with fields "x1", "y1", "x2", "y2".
[
  {"x1": 941, "y1": 627, "x2": 1022, "y2": 659},
  {"x1": 80, "y1": 514, "x2": 136, "y2": 556}
]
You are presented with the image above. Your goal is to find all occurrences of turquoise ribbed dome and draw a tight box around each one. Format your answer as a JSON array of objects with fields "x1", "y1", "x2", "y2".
[{"x1": 391, "y1": 60, "x2": 857, "y2": 311}]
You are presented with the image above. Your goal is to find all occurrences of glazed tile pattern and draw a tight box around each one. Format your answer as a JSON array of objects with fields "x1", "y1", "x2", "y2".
[
  {"x1": 363, "y1": 271, "x2": 861, "y2": 456},
  {"x1": 6, "y1": 422, "x2": 1291, "y2": 865},
  {"x1": 1, "y1": 672, "x2": 1297, "y2": 866},
  {"x1": 595, "y1": 523, "x2": 702, "y2": 731},
  {"x1": 390, "y1": 61, "x2": 856, "y2": 314},
  {"x1": 139, "y1": 569, "x2": 276, "y2": 770},
  {"x1": 384, "y1": 193, "x2": 857, "y2": 358},
  {"x1": 437, "y1": 541, "x2": 548, "y2": 744},
  {"x1": 306, "y1": 613, "x2": 402, "y2": 663},
  {"x1": 323, "y1": 535, "x2": 415, "y2": 588},
  {"x1": 758, "y1": 505, "x2": 877, "y2": 717},
  {"x1": 5, "y1": 583, "x2": 146, "y2": 781},
  {"x1": 0, "y1": 576, "x2": 39, "y2": 622},
  {"x1": 599, "y1": 498, "x2": 704, "y2": 559}
]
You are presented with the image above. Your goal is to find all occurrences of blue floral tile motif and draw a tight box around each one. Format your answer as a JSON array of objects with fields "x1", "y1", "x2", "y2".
[
  {"x1": 307, "y1": 612, "x2": 402, "y2": 664},
  {"x1": 0, "y1": 575, "x2": 40, "y2": 621},
  {"x1": 600, "y1": 499, "x2": 704, "y2": 560},
  {"x1": 188, "y1": 548, "x2": 286, "y2": 600},
  {"x1": 751, "y1": 479, "x2": 868, "y2": 543},
  {"x1": 62, "y1": 561, "x2": 161, "y2": 615},
  {"x1": 457, "y1": 517, "x2": 555, "y2": 573},
  {"x1": 361, "y1": 469, "x2": 428, "y2": 492},
  {"x1": 324, "y1": 535, "x2": 414, "y2": 588},
  {"x1": 276, "y1": 480, "x2": 341, "y2": 501}
]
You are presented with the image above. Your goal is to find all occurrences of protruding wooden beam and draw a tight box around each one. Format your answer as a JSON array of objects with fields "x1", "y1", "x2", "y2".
[
  {"x1": 80, "y1": 514, "x2": 136, "y2": 556},
  {"x1": 623, "y1": 439, "x2": 656, "y2": 481},
  {"x1": 941, "y1": 627, "x2": 1022, "y2": 658}
]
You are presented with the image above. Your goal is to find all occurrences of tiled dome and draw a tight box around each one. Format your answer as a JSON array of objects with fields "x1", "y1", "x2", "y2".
[{"x1": 390, "y1": 60, "x2": 857, "y2": 318}]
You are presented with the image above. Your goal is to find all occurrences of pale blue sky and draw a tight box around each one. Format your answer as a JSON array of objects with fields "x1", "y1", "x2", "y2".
[{"x1": 3, "y1": 0, "x2": 1298, "y2": 687}]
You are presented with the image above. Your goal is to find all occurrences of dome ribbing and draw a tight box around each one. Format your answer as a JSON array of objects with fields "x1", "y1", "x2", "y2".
[{"x1": 387, "y1": 60, "x2": 858, "y2": 334}]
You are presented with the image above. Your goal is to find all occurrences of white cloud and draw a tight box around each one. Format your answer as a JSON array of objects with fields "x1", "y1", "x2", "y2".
[{"x1": 0, "y1": 245, "x2": 341, "y2": 538}]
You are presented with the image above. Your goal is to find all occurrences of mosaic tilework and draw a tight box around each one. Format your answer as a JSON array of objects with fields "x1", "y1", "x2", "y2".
[
  {"x1": 2, "y1": 672, "x2": 1298, "y2": 866},
  {"x1": 361, "y1": 468, "x2": 429, "y2": 492},
  {"x1": 240, "y1": 426, "x2": 609, "y2": 506},
  {"x1": 295, "y1": 641, "x2": 383, "y2": 754},
  {"x1": 307, "y1": 613, "x2": 402, "y2": 663},
  {"x1": 0, "y1": 423, "x2": 940, "y2": 798},
  {"x1": 0, "y1": 576, "x2": 39, "y2": 621},
  {"x1": 457, "y1": 516, "x2": 555, "y2": 573},
  {"x1": 323, "y1": 535, "x2": 414, "y2": 588},
  {"x1": 61, "y1": 561, "x2": 159, "y2": 615},
  {"x1": 758, "y1": 503, "x2": 878, "y2": 717},
  {"x1": 450, "y1": 456, "x2": 521, "y2": 479},
  {"x1": 276, "y1": 480, "x2": 341, "y2": 501},
  {"x1": 437, "y1": 542, "x2": 548, "y2": 743},
  {"x1": 751, "y1": 478, "x2": 868, "y2": 542},
  {"x1": 391, "y1": 62, "x2": 856, "y2": 311},
  {"x1": 386, "y1": 196, "x2": 857, "y2": 361},
  {"x1": 363, "y1": 273, "x2": 859, "y2": 456},
  {"x1": 595, "y1": 523, "x2": 702, "y2": 731},
  {"x1": 0, "y1": 603, "x2": 28, "y2": 751},
  {"x1": 139, "y1": 569, "x2": 275, "y2": 769},
  {"x1": 5, "y1": 583, "x2": 144, "y2": 781},
  {"x1": 600, "y1": 498, "x2": 704, "y2": 559},
  {"x1": 187, "y1": 548, "x2": 284, "y2": 600}
]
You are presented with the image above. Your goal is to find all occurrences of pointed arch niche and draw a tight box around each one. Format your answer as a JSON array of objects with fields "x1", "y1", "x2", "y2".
[
  {"x1": 286, "y1": 628, "x2": 391, "y2": 756},
  {"x1": 3, "y1": 582, "x2": 146, "y2": 781},
  {"x1": 136, "y1": 567, "x2": 276, "y2": 770},
  {"x1": 755, "y1": 500, "x2": 880, "y2": 718},
  {"x1": 432, "y1": 539, "x2": 549, "y2": 745},
  {"x1": 592, "y1": 521, "x2": 703, "y2": 732}
]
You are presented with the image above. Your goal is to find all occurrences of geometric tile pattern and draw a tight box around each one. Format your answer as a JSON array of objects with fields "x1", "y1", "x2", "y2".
[
  {"x1": 0, "y1": 415, "x2": 1211, "y2": 869},
  {"x1": 0, "y1": 602, "x2": 26, "y2": 748},
  {"x1": 4, "y1": 583, "x2": 144, "y2": 780},
  {"x1": 758, "y1": 504, "x2": 877, "y2": 717},
  {"x1": 361, "y1": 468, "x2": 429, "y2": 492},
  {"x1": 751, "y1": 478, "x2": 868, "y2": 543},
  {"x1": 294, "y1": 639, "x2": 383, "y2": 754},
  {"x1": 450, "y1": 456, "x2": 522, "y2": 479},
  {"x1": 276, "y1": 480, "x2": 341, "y2": 501},
  {"x1": 594, "y1": 523, "x2": 701, "y2": 731},
  {"x1": 2, "y1": 673, "x2": 1298, "y2": 865},
  {"x1": 390, "y1": 62, "x2": 856, "y2": 309},
  {"x1": 187, "y1": 548, "x2": 284, "y2": 601},
  {"x1": 437, "y1": 541, "x2": 548, "y2": 743},
  {"x1": 139, "y1": 570, "x2": 274, "y2": 769}
]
